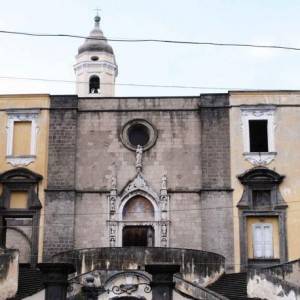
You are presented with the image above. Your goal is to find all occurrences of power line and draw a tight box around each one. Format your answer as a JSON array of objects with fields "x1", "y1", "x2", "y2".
[
  {"x1": 0, "y1": 75, "x2": 261, "y2": 90},
  {"x1": 1, "y1": 29, "x2": 300, "y2": 52}
]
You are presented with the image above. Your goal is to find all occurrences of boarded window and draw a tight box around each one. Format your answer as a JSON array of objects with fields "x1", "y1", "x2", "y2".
[
  {"x1": 252, "y1": 190, "x2": 271, "y2": 208},
  {"x1": 10, "y1": 191, "x2": 28, "y2": 209},
  {"x1": 13, "y1": 121, "x2": 31, "y2": 156},
  {"x1": 253, "y1": 223, "x2": 273, "y2": 258},
  {"x1": 249, "y1": 120, "x2": 268, "y2": 152}
]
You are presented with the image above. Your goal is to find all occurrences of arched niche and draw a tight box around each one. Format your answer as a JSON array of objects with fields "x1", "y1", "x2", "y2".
[{"x1": 122, "y1": 196, "x2": 154, "y2": 221}]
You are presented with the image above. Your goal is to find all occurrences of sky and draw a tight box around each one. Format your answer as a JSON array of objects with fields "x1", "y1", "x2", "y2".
[{"x1": 1, "y1": 0, "x2": 300, "y2": 96}]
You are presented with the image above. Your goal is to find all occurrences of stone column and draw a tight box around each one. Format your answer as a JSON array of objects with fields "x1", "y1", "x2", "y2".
[
  {"x1": 38, "y1": 263, "x2": 75, "y2": 300},
  {"x1": 145, "y1": 264, "x2": 180, "y2": 300}
]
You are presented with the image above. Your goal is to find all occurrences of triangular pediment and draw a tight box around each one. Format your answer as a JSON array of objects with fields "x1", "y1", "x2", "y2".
[{"x1": 121, "y1": 173, "x2": 158, "y2": 200}]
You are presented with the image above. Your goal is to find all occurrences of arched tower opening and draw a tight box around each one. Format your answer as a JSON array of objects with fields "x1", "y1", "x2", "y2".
[{"x1": 89, "y1": 75, "x2": 100, "y2": 93}]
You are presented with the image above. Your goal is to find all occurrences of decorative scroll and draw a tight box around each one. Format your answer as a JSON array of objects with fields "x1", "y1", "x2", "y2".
[{"x1": 112, "y1": 283, "x2": 151, "y2": 295}]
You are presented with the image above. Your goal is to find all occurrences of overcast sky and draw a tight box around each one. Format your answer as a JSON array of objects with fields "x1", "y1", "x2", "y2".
[{"x1": 1, "y1": 0, "x2": 300, "y2": 96}]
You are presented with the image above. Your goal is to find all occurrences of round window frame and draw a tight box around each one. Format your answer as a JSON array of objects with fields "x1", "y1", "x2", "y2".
[{"x1": 121, "y1": 119, "x2": 157, "y2": 151}]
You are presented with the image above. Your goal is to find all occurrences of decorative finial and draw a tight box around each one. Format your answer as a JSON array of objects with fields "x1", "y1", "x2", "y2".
[
  {"x1": 94, "y1": 8, "x2": 101, "y2": 25},
  {"x1": 136, "y1": 145, "x2": 143, "y2": 173}
]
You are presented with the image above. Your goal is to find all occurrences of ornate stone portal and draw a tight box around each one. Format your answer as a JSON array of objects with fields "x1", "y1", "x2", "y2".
[{"x1": 107, "y1": 146, "x2": 170, "y2": 247}]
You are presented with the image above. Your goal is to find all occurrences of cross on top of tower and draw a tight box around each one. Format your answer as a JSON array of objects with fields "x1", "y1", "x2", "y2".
[{"x1": 94, "y1": 8, "x2": 101, "y2": 23}]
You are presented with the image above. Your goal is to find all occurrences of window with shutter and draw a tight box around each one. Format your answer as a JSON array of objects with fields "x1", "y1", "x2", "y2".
[{"x1": 253, "y1": 223, "x2": 273, "y2": 258}]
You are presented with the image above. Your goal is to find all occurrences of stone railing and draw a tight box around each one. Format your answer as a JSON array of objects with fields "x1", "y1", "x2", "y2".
[
  {"x1": 247, "y1": 268, "x2": 300, "y2": 300},
  {"x1": 52, "y1": 247, "x2": 225, "y2": 287},
  {"x1": 174, "y1": 275, "x2": 229, "y2": 300}
]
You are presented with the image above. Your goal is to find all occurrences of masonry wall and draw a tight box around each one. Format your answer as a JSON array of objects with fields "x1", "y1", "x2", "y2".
[
  {"x1": 199, "y1": 95, "x2": 234, "y2": 270},
  {"x1": 45, "y1": 95, "x2": 233, "y2": 266},
  {"x1": 43, "y1": 95, "x2": 78, "y2": 260}
]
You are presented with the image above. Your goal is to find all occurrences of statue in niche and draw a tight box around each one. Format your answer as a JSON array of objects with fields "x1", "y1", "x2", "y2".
[
  {"x1": 110, "y1": 196, "x2": 116, "y2": 212},
  {"x1": 160, "y1": 195, "x2": 168, "y2": 212},
  {"x1": 161, "y1": 174, "x2": 167, "y2": 190},
  {"x1": 136, "y1": 145, "x2": 143, "y2": 172},
  {"x1": 110, "y1": 223, "x2": 116, "y2": 235},
  {"x1": 161, "y1": 237, "x2": 167, "y2": 247},
  {"x1": 161, "y1": 223, "x2": 167, "y2": 237},
  {"x1": 110, "y1": 236, "x2": 116, "y2": 247},
  {"x1": 111, "y1": 176, "x2": 117, "y2": 190}
]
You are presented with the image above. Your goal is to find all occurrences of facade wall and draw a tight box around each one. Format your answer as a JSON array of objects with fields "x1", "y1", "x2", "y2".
[
  {"x1": 44, "y1": 95, "x2": 234, "y2": 267},
  {"x1": 0, "y1": 94, "x2": 50, "y2": 262},
  {"x1": 229, "y1": 91, "x2": 300, "y2": 271}
]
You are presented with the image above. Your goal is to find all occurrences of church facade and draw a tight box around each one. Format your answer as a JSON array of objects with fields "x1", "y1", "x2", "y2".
[{"x1": 1, "y1": 15, "x2": 300, "y2": 300}]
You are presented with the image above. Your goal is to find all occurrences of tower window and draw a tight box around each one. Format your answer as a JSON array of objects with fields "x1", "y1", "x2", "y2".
[
  {"x1": 249, "y1": 120, "x2": 268, "y2": 152},
  {"x1": 89, "y1": 75, "x2": 100, "y2": 94}
]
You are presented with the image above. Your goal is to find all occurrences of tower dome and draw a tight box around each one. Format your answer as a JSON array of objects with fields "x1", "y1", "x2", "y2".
[
  {"x1": 74, "y1": 15, "x2": 118, "y2": 97},
  {"x1": 78, "y1": 16, "x2": 114, "y2": 55}
]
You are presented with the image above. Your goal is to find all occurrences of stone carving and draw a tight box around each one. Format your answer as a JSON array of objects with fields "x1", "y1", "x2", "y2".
[
  {"x1": 161, "y1": 223, "x2": 167, "y2": 236},
  {"x1": 109, "y1": 223, "x2": 117, "y2": 247},
  {"x1": 243, "y1": 152, "x2": 276, "y2": 166},
  {"x1": 111, "y1": 176, "x2": 117, "y2": 190},
  {"x1": 161, "y1": 174, "x2": 167, "y2": 191},
  {"x1": 136, "y1": 145, "x2": 143, "y2": 172},
  {"x1": 108, "y1": 175, "x2": 118, "y2": 214},
  {"x1": 160, "y1": 223, "x2": 168, "y2": 247},
  {"x1": 123, "y1": 173, "x2": 155, "y2": 198},
  {"x1": 110, "y1": 236, "x2": 116, "y2": 247},
  {"x1": 159, "y1": 175, "x2": 169, "y2": 214}
]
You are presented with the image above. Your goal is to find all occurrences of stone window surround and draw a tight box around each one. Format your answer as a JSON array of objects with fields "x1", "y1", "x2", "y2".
[
  {"x1": 240, "y1": 106, "x2": 276, "y2": 165},
  {"x1": 237, "y1": 167, "x2": 287, "y2": 271},
  {"x1": 121, "y1": 119, "x2": 158, "y2": 151},
  {"x1": 0, "y1": 168, "x2": 43, "y2": 265},
  {"x1": 6, "y1": 109, "x2": 40, "y2": 166}
]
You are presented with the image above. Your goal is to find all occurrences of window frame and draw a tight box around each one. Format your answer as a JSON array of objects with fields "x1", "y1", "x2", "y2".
[
  {"x1": 6, "y1": 110, "x2": 40, "y2": 166},
  {"x1": 240, "y1": 106, "x2": 276, "y2": 165}
]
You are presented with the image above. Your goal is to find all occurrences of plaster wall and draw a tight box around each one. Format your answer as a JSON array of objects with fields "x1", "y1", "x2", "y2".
[
  {"x1": 229, "y1": 91, "x2": 300, "y2": 271},
  {"x1": 0, "y1": 95, "x2": 50, "y2": 262},
  {"x1": 0, "y1": 249, "x2": 19, "y2": 300}
]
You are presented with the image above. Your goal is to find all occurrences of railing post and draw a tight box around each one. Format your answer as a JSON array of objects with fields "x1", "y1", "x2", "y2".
[
  {"x1": 145, "y1": 264, "x2": 180, "y2": 300},
  {"x1": 38, "y1": 263, "x2": 75, "y2": 300}
]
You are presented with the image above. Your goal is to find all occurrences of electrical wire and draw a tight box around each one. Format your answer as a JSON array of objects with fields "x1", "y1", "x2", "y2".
[
  {"x1": 0, "y1": 75, "x2": 247, "y2": 90},
  {"x1": 1, "y1": 29, "x2": 300, "y2": 52}
]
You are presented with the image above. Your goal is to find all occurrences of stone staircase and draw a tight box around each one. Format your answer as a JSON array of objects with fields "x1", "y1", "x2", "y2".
[{"x1": 208, "y1": 272, "x2": 259, "y2": 300}]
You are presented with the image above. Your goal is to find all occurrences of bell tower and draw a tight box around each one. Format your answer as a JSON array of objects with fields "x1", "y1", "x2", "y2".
[{"x1": 74, "y1": 15, "x2": 118, "y2": 97}]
